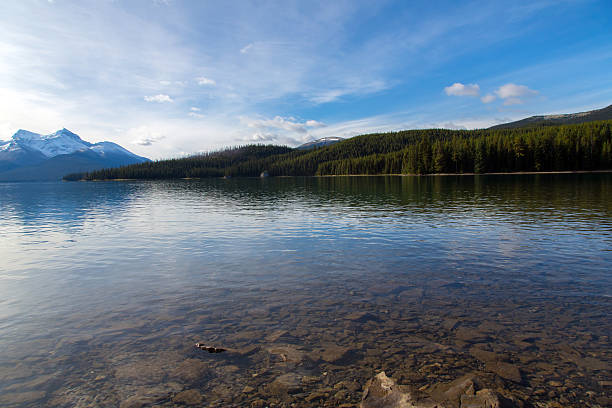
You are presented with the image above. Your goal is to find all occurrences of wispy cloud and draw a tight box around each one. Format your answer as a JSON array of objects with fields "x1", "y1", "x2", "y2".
[
  {"x1": 132, "y1": 129, "x2": 166, "y2": 146},
  {"x1": 246, "y1": 131, "x2": 300, "y2": 146},
  {"x1": 245, "y1": 116, "x2": 325, "y2": 134},
  {"x1": 436, "y1": 122, "x2": 467, "y2": 130},
  {"x1": 196, "y1": 77, "x2": 215, "y2": 86},
  {"x1": 306, "y1": 120, "x2": 325, "y2": 128},
  {"x1": 134, "y1": 137, "x2": 162, "y2": 146},
  {"x1": 144, "y1": 94, "x2": 173, "y2": 103},
  {"x1": 480, "y1": 93, "x2": 496, "y2": 103},
  {"x1": 188, "y1": 106, "x2": 204, "y2": 117},
  {"x1": 237, "y1": 115, "x2": 327, "y2": 145},
  {"x1": 250, "y1": 131, "x2": 282, "y2": 142},
  {"x1": 240, "y1": 43, "x2": 253, "y2": 54},
  {"x1": 444, "y1": 82, "x2": 480, "y2": 97},
  {"x1": 309, "y1": 80, "x2": 387, "y2": 104}
]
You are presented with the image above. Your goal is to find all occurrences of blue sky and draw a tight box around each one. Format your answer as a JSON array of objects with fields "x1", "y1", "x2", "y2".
[{"x1": 0, "y1": 0, "x2": 610, "y2": 158}]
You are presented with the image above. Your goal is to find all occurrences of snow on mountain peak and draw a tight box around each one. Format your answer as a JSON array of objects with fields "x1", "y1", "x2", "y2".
[
  {"x1": 0, "y1": 140, "x2": 10, "y2": 152},
  {"x1": 46, "y1": 128, "x2": 85, "y2": 141},
  {"x1": 13, "y1": 129, "x2": 41, "y2": 141},
  {"x1": 9, "y1": 129, "x2": 90, "y2": 157},
  {"x1": 0, "y1": 128, "x2": 150, "y2": 181},
  {"x1": 3, "y1": 128, "x2": 144, "y2": 160},
  {"x1": 90, "y1": 141, "x2": 139, "y2": 158}
]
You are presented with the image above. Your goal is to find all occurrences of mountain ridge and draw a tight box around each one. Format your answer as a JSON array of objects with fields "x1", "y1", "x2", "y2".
[
  {"x1": 489, "y1": 104, "x2": 612, "y2": 129},
  {"x1": 0, "y1": 128, "x2": 149, "y2": 181}
]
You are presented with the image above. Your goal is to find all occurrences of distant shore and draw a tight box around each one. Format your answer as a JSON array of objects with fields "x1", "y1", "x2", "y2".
[
  {"x1": 315, "y1": 169, "x2": 612, "y2": 177},
  {"x1": 75, "y1": 169, "x2": 612, "y2": 182}
]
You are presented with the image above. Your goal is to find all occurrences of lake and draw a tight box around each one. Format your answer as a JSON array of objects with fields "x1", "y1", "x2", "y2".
[{"x1": 0, "y1": 175, "x2": 610, "y2": 407}]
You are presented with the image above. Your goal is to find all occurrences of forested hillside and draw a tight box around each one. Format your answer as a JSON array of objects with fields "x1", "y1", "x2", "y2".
[
  {"x1": 67, "y1": 121, "x2": 612, "y2": 180},
  {"x1": 490, "y1": 104, "x2": 612, "y2": 129}
]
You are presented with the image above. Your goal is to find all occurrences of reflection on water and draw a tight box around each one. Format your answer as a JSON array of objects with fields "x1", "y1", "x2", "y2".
[{"x1": 0, "y1": 175, "x2": 610, "y2": 407}]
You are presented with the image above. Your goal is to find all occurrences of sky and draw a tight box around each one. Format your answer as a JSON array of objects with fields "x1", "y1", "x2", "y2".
[{"x1": 0, "y1": 0, "x2": 611, "y2": 159}]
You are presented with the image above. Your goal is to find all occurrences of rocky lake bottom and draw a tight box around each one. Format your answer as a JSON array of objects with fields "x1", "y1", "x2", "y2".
[{"x1": 0, "y1": 176, "x2": 610, "y2": 407}]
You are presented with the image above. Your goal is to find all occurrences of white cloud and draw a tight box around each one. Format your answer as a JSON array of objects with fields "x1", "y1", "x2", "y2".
[
  {"x1": 240, "y1": 43, "x2": 253, "y2": 54},
  {"x1": 251, "y1": 131, "x2": 277, "y2": 141},
  {"x1": 444, "y1": 82, "x2": 480, "y2": 97},
  {"x1": 245, "y1": 131, "x2": 301, "y2": 146},
  {"x1": 481, "y1": 93, "x2": 496, "y2": 103},
  {"x1": 188, "y1": 111, "x2": 204, "y2": 118},
  {"x1": 159, "y1": 80, "x2": 172, "y2": 86},
  {"x1": 437, "y1": 122, "x2": 467, "y2": 130},
  {"x1": 495, "y1": 83, "x2": 537, "y2": 98},
  {"x1": 245, "y1": 116, "x2": 325, "y2": 134},
  {"x1": 144, "y1": 94, "x2": 173, "y2": 103},
  {"x1": 196, "y1": 76, "x2": 216, "y2": 86},
  {"x1": 134, "y1": 137, "x2": 161, "y2": 146},
  {"x1": 132, "y1": 130, "x2": 166, "y2": 146},
  {"x1": 445, "y1": 82, "x2": 538, "y2": 105},
  {"x1": 190, "y1": 107, "x2": 201, "y2": 111},
  {"x1": 305, "y1": 120, "x2": 325, "y2": 128},
  {"x1": 494, "y1": 83, "x2": 538, "y2": 105},
  {"x1": 237, "y1": 115, "x2": 328, "y2": 146}
]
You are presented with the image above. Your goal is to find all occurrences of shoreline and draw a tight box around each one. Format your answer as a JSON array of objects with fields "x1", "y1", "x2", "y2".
[
  {"x1": 316, "y1": 169, "x2": 612, "y2": 177},
  {"x1": 78, "y1": 169, "x2": 612, "y2": 182}
]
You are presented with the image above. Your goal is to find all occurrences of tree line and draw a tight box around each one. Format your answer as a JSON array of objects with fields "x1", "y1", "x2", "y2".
[
  {"x1": 65, "y1": 121, "x2": 612, "y2": 180},
  {"x1": 316, "y1": 121, "x2": 612, "y2": 175}
]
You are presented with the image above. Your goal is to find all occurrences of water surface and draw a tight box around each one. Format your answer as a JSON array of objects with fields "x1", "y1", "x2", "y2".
[{"x1": 0, "y1": 175, "x2": 610, "y2": 407}]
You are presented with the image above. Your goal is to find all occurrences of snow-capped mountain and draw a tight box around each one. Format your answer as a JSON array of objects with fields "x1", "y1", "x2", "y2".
[
  {"x1": 0, "y1": 128, "x2": 149, "y2": 181},
  {"x1": 1, "y1": 128, "x2": 144, "y2": 159}
]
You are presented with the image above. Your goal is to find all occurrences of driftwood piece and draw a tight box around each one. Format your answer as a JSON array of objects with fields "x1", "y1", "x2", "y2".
[{"x1": 195, "y1": 343, "x2": 226, "y2": 353}]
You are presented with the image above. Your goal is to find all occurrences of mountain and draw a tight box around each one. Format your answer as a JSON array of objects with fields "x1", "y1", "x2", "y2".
[
  {"x1": 297, "y1": 137, "x2": 344, "y2": 150},
  {"x1": 0, "y1": 128, "x2": 149, "y2": 181},
  {"x1": 490, "y1": 104, "x2": 612, "y2": 129}
]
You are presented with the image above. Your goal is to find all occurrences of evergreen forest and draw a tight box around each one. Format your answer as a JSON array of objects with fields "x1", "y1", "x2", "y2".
[{"x1": 65, "y1": 121, "x2": 612, "y2": 180}]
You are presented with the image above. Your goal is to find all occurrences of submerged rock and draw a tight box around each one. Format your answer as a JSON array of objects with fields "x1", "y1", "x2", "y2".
[
  {"x1": 360, "y1": 371, "x2": 437, "y2": 408},
  {"x1": 267, "y1": 373, "x2": 303, "y2": 395},
  {"x1": 486, "y1": 361, "x2": 521, "y2": 383},
  {"x1": 266, "y1": 344, "x2": 305, "y2": 363},
  {"x1": 460, "y1": 389, "x2": 500, "y2": 408},
  {"x1": 171, "y1": 358, "x2": 209, "y2": 382},
  {"x1": 346, "y1": 311, "x2": 379, "y2": 323},
  {"x1": 172, "y1": 389, "x2": 203, "y2": 406},
  {"x1": 361, "y1": 372, "x2": 511, "y2": 408},
  {"x1": 429, "y1": 375, "x2": 480, "y2": 405},
  {"x1": 0, "y1": 391, "x2": 46, "y2": 406},
  {"x1": 320, "y1": 344, "x2": 356, "y2": 363}
]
